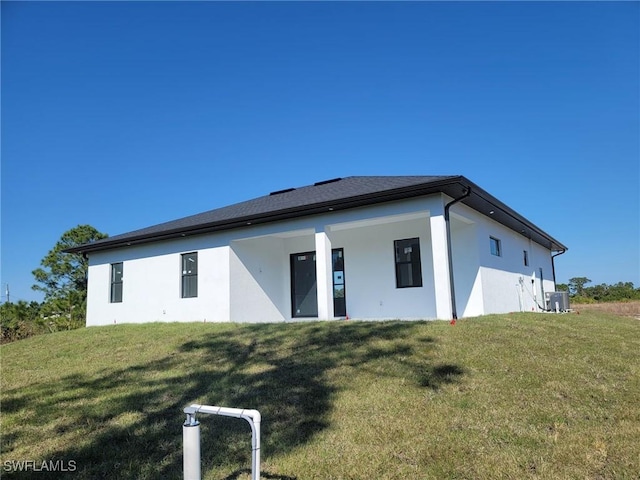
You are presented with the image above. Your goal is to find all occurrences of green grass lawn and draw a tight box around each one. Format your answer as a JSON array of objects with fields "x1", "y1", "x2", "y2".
[{"x1": 1, "y1": 312, "x2": 639, "y2": 479}]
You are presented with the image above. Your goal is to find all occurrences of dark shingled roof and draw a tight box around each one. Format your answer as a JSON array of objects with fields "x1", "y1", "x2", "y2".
[{"x1": 66, "y1": 175, "x2": 567, "y2": 254}]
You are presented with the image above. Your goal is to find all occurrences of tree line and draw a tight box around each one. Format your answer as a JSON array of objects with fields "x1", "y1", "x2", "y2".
[
  {"x1": 556, "y1": 277, "x2": 640, "y2": 303},
  {"x1": 2, "y1": 226, "x2": 639, "y2": 343}
]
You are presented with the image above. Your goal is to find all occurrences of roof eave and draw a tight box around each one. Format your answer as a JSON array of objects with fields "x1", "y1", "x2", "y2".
[
  {"x1": 457, "y1": 178, "x2": 567, "y2": 252},
  {"x1": 65, "y1": 177, "x2": 465, "y2": 254},
  {"x1": 65, "y1": 175, "x2": 566, "y2": 254}
]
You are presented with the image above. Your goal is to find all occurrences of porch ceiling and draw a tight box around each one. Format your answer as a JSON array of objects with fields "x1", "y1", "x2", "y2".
[{"x1": 328, "y1": 211, "x2": 429, "y2": 232}]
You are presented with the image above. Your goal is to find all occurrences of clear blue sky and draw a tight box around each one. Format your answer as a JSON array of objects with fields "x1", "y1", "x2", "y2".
[{"x1": 2, "y1": 1, "x2": 638, "y2": 304}]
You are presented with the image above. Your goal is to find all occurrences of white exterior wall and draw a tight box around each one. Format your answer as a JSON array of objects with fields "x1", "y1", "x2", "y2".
[
  {"x1": 449, "y1": 215, "x2": 483, "y2": 318},
  {"x1": 86, "y1": 236, "x2": 231, "y2": 326},
  {"x1": 85, "y1": 193, "x2": 558, "y2": 326},
  {"x1": 229, "y1": 236, "x2": 288, "y2": 323},
  {"x1": 328, "y1": 217, "x2": 435, "y2": 320},
  {"x1": 468, "y1": 206, "x2": 555, "y2": 314}
]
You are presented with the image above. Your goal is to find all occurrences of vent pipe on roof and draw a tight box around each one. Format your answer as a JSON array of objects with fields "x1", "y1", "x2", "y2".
[
  {"x1": 269, "y1": 187, "x2": 296, "y2": 196},
  {"x1": 314, "y1": 177, "x2": 342, "y2": 186},
  {"x1": 444, "y1": 186, "x2": 471, "y2": 320}
]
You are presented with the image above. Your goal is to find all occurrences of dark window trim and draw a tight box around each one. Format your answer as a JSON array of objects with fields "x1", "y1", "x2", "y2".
[
  {"x1": 523, "y1": 249, "x2": 529, "y2": 266},
  {"x1": 110, "y1": 262, "x2": 123, "y2": 303},
  {"x1": 332, "y1": 248, "x2": 346, "y2": 317},
  {"x1": 181, "y1": 252, "x2": 198, "y2": 298},
  {"x1": 490, "y1": 237, "x2": 502, "y2": 257},
  {"x1": 394, "y1": 238, "x2": 423, "y2": 288}
]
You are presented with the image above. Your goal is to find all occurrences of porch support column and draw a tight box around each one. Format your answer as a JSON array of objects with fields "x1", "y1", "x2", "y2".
[
  {"x1": 430, "y1": 213, "x2": 453, "y2": 320},
  {"x1": 315, "y1": 228, "x2": 334, "y2": 320}
]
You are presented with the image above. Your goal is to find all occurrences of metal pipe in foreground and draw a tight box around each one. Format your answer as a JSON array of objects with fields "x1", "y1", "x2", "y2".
[
  {"x1": 183, "y1": 404, "x2": 261, "y2": 480},
  {"x1": 183, "y1": 412, "x2": 201, "y2": 480}
]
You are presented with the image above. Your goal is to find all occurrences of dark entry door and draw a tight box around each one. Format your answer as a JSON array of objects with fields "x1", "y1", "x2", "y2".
[{"x1": 290, "y1": 252, "x2": 318, "y2": 317}]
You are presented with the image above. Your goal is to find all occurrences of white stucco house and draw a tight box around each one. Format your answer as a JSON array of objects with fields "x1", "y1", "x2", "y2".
[{"x1": 67, "y1": 176, "x2": 567, "y2": 326}]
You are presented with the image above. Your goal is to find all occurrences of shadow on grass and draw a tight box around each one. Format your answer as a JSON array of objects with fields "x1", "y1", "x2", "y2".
[
  {"x1": 1, "y1": 321, "x2": 463, "y2": 479},
  {"x1": 223, "y1": 468, "x2": 297, "y2": 480},
  {"x1": 419, "y1": 364, "x2": 465, "y2": 389}
]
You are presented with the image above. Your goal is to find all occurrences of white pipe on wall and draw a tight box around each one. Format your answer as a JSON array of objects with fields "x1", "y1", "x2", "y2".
[{"x1": 183, "y1": 404, "x2": 261, "y2": 480}]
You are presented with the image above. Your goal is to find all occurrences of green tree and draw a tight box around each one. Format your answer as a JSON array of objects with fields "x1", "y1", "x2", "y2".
[
  {"x1": 32, "y1": 225, "x2": 108, "y2": 329},
  {"x1": 568, "y1": 277, "x2": 591, "y2": 297}
]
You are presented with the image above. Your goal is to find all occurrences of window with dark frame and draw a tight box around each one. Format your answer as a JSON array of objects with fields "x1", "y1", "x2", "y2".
[
  {"x1": 394, "y1": 238, "x2": 423, "y2": 288},
  {"x1": 110, "y1": 262, "x2": 123, "y2": 303},
  {"x1": 181, "y1": 252, "x2": 198, "y2": 298},
  {"x1": 332, "y1": 248, "x2": 346, "y2": 317},
  {"x1": 490, "y1": 237, "x2": 502, "y2": 257},
  {"x1": 523, "y1": 250, "x2": 529, "y2": 266}
]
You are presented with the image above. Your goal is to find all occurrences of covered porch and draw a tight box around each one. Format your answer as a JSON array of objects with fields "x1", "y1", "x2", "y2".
[{"x1": 227, "y1": 197, "x2": 472, "y2": 322}]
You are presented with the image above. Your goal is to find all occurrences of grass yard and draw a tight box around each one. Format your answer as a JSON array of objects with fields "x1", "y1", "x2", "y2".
[
  {"x1": 1, "y1": 312, "x2": 639, "y2": 479},
  {"x1": 572, "y1": 300, "x2": 640, "y2": 319}
]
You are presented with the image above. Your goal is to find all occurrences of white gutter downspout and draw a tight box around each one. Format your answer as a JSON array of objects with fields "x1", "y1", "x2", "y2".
[{"x1": 183, "y1": 404, "x2": 261, "y2": 480}]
